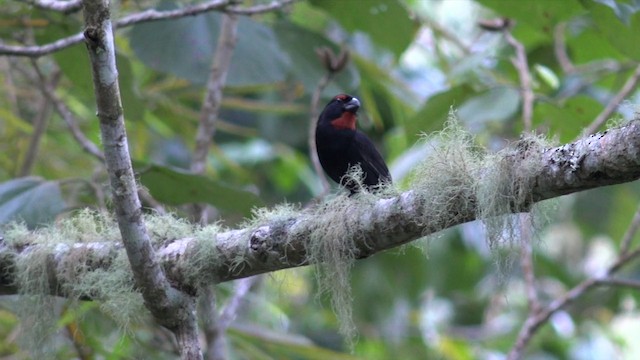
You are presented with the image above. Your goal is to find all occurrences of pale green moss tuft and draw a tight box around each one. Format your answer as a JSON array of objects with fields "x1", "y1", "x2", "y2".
[
  {"x1": 410, "y1": 117, "x2": 483, "y2": 229},
  {"x1": 410, "y1": 113, "x2": 554, "y2": 276},
  {"x1": 183, "y1": 223, "x2": 222, "y2": 288},
  {"x1": 1, "y1": 210, "x2": 225, "y2": 355},
  {"x1": 69, "y1": 251, "x2": 145, "y2": 328},
  {"x1": 14, "y1": 245, "x2": 58, "y2": 358},
  {"x1": 304, "y1": 176, "x2": 386, "y2": 346},
  {"x1": 145, "y1": 212, "x2": 194, "y2": 245}
]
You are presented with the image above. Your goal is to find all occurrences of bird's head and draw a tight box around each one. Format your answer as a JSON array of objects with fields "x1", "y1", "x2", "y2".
[{"x1": 318, "y1": 94, "x2": 360, "y2": 130}]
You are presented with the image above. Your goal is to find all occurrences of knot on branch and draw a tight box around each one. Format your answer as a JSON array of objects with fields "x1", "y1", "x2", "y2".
[
  {"x1": 83, "y1": 27, "x2": 102, "y2": 49},
  {"x1": 249, "y1": 225, "x2": 280, "y2": 262}
]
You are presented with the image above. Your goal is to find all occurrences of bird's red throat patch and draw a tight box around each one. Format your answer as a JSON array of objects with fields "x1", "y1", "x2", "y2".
[{"x1": 330, "y1": 112, "x2": 357, "y2": 130}]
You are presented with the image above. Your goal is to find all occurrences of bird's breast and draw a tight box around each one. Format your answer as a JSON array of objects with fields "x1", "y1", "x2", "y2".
[{"x1": 329, "y1": 112, "x2": 357, "y2": 130}]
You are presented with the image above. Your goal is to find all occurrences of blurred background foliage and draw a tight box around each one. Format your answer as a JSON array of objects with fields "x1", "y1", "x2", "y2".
[{"x1": 1, "y1": 0, "x2": 640, "y2": 359}]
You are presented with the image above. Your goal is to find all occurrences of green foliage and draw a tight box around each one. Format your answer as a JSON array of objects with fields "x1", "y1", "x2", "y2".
[
  {"x1": 309, "y1": 0, "x2": 418, "y2": 58},
  {"x1": 584, "y1": 0, "x2": 640, "y2": 60},
  {"x1": 1, "y1": 0, "x2": 640, "y2": 358},
  {"x1": 130, "y1": 3, "x2": 291, "y2": 87},
  {"x1": 478, "y1": 0, "x2": 584, "y2": 39},
  {"x1": 406, "y1": 85, "x2": 476, "y2": 138},
  {"x1": 0, "y1": 177, "x2": 66, "y2": 229},
  {"x1": 138, "y1": 163, "x2": 263, "y2": 216}
]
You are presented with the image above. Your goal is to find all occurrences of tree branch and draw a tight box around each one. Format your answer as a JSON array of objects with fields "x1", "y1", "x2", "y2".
[
  {"x1": 0, "y1": 0, "x2": 297, "y2": 57},
  {"x1": 18, "y1": 62, "x2": 58, "y2": 176},
  {"x1": 505, "y1": 31, "x2": 534, "y2": 132},
  {"x1": 81, "y1": 1, "x2": 200, "y2": 358},
  {"x1": 191, "y1": 13, "x2": 237, "y2": 175},
  {"x1": 2, "y1": 121, "x2": 640, "y2": 297},
  {"x1": 31, "y1": 61, "x2": 105, "y2": 162},
  {"x1": 584, "y1": 63, "x2": 640, "y2": 136},
  {"x1": 507, "y1": 244, "x2": 640, "y2": 360}
]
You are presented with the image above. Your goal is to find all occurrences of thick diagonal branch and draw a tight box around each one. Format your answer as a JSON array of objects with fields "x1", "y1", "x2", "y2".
[
  {"x1": 2, "y1": 121, "x2": 640, "y2": 297},
  {"x1": 81, "y1": 1, "x2": 200, "y2": 358}
]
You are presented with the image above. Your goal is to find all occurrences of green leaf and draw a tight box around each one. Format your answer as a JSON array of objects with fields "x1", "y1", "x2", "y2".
[
  {"x1": 129, "y1": 2, "x2": 290, "y2": 86},
  {"x1": 457, "y1": 86, "x2": 521, "y2": 127},
  {"x1": 406, "y1": 84, "x2": 476, "y2": 139},
  {"x1": 534, "y1": 95, "x2": 602, "y2": 142},
  {"x1": 568, "y1": 28, "x2": 627, "y2": 63},
  {"x1": 0, "y1": 177, "x2": 66, "y2": 228},
  {"x1": 137, "y1": 164, "x2": 262, "y2": 215},
  {"x1": 583, "y1": 0, "x2": 640, "y2": 60},
  {"x1": 478, "y1": 0, "x2": 584, "y2": 38},
  {"x1": 309, "y1": 0, "x2": 418, "y2": 58},
  {"x1": 351, "y1": 53, "x2": 417, "y2": 132}
]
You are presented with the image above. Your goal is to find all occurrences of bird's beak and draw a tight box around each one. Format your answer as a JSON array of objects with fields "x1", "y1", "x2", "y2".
[{"x1": 344, "y1": 97, "x2": 360, "y2": 113}]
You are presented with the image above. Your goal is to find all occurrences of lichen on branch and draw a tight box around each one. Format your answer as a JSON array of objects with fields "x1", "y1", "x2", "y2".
[{"x1": 2, "y1": 118, "x2": 640, "y2": 347}]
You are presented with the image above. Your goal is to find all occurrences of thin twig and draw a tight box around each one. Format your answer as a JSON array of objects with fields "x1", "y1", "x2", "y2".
[
  {"x1": 505, "y1": 31, "x2": 534, "y2": 132},
  {"x1": 309, "y1": 73, "x2": 333, "y2": 195},
  {"x1": 31, "y1": 61, "x2": 105, "y2": 161},
  {"x1": 584, "y1": 63, "x2": 640, "y2": 136},
  {"x1": 190, "y1": 13, "x2": 238, "y2": 224},
  {"x1": 191, "y1": 13, "x2": 238, "y2": 175},
  {"x1": 18, "y1": 61, "x2": 58, "y2": 176},
  {"x1": 202, "y1": 277, "x2": 258, "y2": 360},
  {"x1": 553, "y1": 23, "x2": 574, "y2": 74},
  {"x1": 421, "y1": 15, "x2": 471, "y2": 55},
  {"x1": 30, "y1": 55, "x2": 167, "y2": 213},
  {"x1": 620, "y1": 203, "x2": 640, "y2": 255},
  {"x1": 596, "y1": 277, "x2": 640, "y2": 290},
  {"x1": 191, "y1": 14, "x2": 239, "y2": 357},
  {"x1": 508, "y1": 233, "x2": 640, "y2": 359},
  {"x1": 519, "y1": 214, "x2": 539, "y2": 314},
  {"x1": 201, "y1": 287, "x2": 223, "y2": 360},
  {"x1": 219, "y1": 277, "x2": 257, "y2": 329},
  {"x1": 0, "y1": 0, "x2": 297, "y2": 57},
  {"x1": 0, "y1": 58, "x2": 19, "y2": 114}
]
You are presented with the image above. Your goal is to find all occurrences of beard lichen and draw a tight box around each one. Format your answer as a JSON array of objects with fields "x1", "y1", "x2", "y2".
[
  {"x1": 1, "y1": 209, "x2": 221, "y2": 356},
  {"x1": 411, "y1": 115, "x2": 554, "y2": 274},
  {"x1": 2, "y1": 115, "x2": 556, "y2": 353},
  {"x1": 305, "y1": 168, "x2": 390, "y2": 346}
]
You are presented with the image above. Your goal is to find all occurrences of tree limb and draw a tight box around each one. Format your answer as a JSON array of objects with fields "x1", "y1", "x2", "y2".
[
  {"x1": 81, "y1": 1, "x2": 201, "y2": 358},
  {"x1": 2, "y1": 121, "x2": 640, "y2": 297},
  {"x1": 584, "y1": 63, "x2": 640, "y2": 136}
]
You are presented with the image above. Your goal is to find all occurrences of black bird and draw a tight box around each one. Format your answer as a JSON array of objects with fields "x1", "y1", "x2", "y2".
[{"x1": 315, "y1": 94, "x2": 392, "y2": 193}]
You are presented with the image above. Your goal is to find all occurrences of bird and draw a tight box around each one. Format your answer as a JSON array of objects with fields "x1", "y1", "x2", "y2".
[{"x1": 315, "y1": 94, "x2": 392, "y2": 194}]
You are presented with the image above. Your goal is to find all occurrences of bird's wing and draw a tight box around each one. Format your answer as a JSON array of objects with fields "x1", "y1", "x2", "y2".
[{"x1": 352, "y1": 131, "x2": 392, "y2": 185}]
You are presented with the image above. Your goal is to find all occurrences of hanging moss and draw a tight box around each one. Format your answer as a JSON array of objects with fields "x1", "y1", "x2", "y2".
[
  {"x1": 1, "y1": 115, "x2": 558, "y2": 351},
  {"x1": 1, "y1": 209, "x2": 222, "y2": 355}
]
